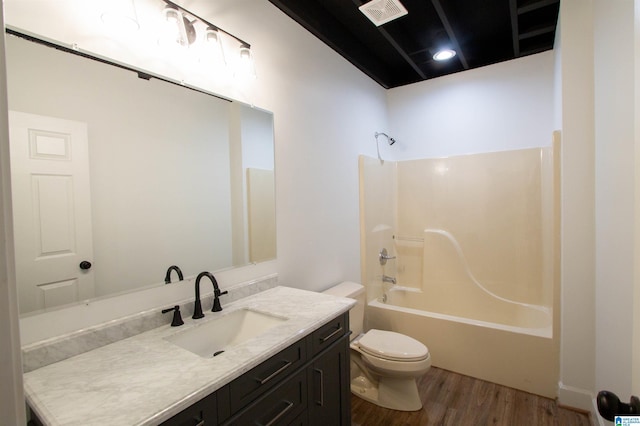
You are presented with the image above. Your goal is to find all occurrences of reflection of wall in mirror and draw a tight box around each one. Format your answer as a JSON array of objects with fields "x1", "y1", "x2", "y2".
[
  {"x1": 247, "y1": 168, "x2": 276, "y2": 262},
  {"x1": 229, "y1": 103, "x2": 275, "y2": 265},
  {"x1": 6, "y1": 35, "x2": 237, "y2": 311}
]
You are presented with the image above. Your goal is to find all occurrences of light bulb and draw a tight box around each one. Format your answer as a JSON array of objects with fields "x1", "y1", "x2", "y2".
[{"x1": 433, "y1": 49, "x2": 456, "y2": 61}]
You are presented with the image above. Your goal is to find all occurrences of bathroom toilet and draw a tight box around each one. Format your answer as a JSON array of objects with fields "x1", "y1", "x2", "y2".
[{"x1": 323, "y1": 281, "x2": 431, "y2": 411}]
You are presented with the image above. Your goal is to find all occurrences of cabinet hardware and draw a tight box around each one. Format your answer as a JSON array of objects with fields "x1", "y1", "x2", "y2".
[
  {"x1": 315, "y1": 368, "x2": 324, "y2": 407},
  {"x1": 256, "y1": 360, "x2": 293, "y2": 385},
  {"x1": 320, "y1": 326, "x2": 343, "y2": 343}
]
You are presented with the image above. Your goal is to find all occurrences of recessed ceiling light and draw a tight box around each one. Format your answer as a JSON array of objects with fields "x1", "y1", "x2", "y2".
[{"x1": 433, "y1": 49, "x2": 456, "y2": 61}]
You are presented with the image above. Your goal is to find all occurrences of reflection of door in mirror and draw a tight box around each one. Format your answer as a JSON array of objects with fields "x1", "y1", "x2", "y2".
[{"x1": 9, "y1": 111, "x2": 95, "y2": 313}]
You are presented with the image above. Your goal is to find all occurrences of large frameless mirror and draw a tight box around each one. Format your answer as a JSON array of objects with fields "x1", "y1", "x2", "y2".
[{"x1": 6, "y1": 33, "x2": 276, "y2": 315}]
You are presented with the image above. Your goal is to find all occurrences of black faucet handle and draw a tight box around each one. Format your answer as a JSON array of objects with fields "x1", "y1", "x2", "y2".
[
  {"x1": 161, "y1": 305, "x2": 185, "y2": 327},
  {"x1": 212, "y1": 289, "x2": 228, "y2": 312}
]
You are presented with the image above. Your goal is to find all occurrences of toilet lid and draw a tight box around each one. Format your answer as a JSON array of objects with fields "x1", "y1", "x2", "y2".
[{"x1": 357, "y1": 329, "x2": 429, "y2": 361}]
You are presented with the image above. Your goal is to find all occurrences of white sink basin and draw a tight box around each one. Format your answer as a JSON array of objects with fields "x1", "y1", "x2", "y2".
[{"x1": 165, "y1": 309, "x2": 288, "y2": 358}]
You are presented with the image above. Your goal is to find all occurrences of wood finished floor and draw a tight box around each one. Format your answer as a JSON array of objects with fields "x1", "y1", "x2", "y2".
[{"x1": 351, "y1": 367, "x2": 592, "y2": 426}]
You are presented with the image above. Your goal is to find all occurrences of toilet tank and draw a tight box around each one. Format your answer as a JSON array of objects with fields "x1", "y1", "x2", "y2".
[{"x1": 322, "y1": 281, "x2": 365, "y2": 338}]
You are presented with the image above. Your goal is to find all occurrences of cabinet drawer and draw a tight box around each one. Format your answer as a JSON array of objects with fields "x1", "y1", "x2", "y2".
[
  {"x1": 225, "y1": 369, "x2": 307, "y2": 426},
  {"x1": 310, "y1": 313, "x2": 349, "y2": 356},
  {"x1": 160, "y1": 392, "x2": 216, "y2": 426},
  {"x1": 229, "y1": 339, "x2": 307, "y2": 413}
]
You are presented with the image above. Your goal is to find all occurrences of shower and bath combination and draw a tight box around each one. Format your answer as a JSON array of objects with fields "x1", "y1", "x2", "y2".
[{"x1": 375, "y1": 131, "x2": 396, "y2": 161}]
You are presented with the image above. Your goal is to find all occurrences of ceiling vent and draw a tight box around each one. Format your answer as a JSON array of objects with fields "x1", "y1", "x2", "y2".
[{"x1": 359, "y1": 0, "x2": 408, "y2": 27}]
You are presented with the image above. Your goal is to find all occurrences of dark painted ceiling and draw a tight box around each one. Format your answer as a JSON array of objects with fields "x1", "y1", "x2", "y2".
[{"x1": 268, "y1": 0, "x2": 559, "y2": 89}]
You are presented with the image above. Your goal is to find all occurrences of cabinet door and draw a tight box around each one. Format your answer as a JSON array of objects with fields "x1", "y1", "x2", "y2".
[
  {"x1": 160, "y1": 392, "x2": 216, "y2": 426},
  {"x1": 308, "y1": 334, "x2": 351, "y2": 426}
]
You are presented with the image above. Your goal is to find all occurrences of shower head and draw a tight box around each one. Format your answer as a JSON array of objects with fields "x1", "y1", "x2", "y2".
[
  {"x1": 375, "y1": 132, "x2": 396, "y2": 146},
  {"x1": 374, "y1": 132, "x2": 396, "y2": 162}
]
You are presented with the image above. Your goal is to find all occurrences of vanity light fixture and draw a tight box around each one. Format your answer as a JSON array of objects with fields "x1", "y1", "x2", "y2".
[
  {"x1": 236, "y1": 44, "x2": 257, "y2": 79},
  {"x1": 159, "y1": 0, "x2": 255, "y2": 79},
  {"x1": 204, "y1": 26, "x2": 226, "y2": 66},
  {"x1": 433, "y1": 49, "x2": 456, "y2": 61},
  {"x1": 162, "y1": 4, "x2": 196, "y2": 47}
]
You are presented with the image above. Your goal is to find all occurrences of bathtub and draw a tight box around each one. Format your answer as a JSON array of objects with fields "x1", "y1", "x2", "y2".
[
  {"x1": 366, "y1": 288, "x2": 559, "y2": 398},
  {"x1": 381, "y1": 284, "x2": 552, "y2": 338}
]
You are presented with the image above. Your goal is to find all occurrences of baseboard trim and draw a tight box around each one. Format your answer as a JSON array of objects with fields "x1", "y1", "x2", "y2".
[{"x1": 558, "y1": 382, "x2": 601, "y2": 424}]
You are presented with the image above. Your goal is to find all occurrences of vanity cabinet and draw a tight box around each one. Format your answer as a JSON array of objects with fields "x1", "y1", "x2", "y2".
[
  {"x1": 162, "y1": 312, "x2": 350, "y2": 426},
  {"x1": 159, "y1": 392, "x2": 217, "y2": 426},
  {"x1": 307, "y1": 312, "x2": 351, "y2": 426},
  {"x1": 307, "y1": 337, "x2": 350, "y2": 426}
]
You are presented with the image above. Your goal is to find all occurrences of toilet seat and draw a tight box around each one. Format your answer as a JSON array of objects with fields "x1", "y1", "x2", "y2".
[{"x1": 357, "y1": 329, "x2": 429, "y2": 362}]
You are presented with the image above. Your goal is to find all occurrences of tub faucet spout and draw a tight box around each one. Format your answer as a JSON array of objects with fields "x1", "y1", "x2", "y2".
[{"x1": 382, "y1": 275, "x2": 396, "y2": 284}]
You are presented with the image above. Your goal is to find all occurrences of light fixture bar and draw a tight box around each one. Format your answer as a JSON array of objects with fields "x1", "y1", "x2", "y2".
[
  {"x1": 162, "y1": 0, "x2": 251, "y2": 49},
  {"x1": 5, "y1": 29, "x2": 233, "y2": 102}
]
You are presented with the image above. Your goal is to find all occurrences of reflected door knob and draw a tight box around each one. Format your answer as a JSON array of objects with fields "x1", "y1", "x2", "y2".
[{"x1": 79, "y1": 260, "x2": 92, "y2": 270}]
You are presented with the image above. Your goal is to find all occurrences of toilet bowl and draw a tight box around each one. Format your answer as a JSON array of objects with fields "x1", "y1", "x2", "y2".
[{"x1": 322, "y1": 282, "x2": 431, "y2": 411}]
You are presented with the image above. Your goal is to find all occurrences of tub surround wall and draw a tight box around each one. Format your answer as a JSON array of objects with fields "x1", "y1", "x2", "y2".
[
  {"x1": 396, "y1": 148, "x2": 553, "y2": 307},
  {"x1": 22, "y1": 274, "x2": 278, "y2": 373},
  {"x1": 361, "y1": 146, "x2": 555, "y2": 310},
  {"x1": 359, "y1": 144, "x2": 559, "y2": 397}
]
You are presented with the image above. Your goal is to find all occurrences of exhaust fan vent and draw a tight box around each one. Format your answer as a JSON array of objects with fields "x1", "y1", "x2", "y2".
[{"x1": 359, "y1": 0, "x2": 408, "y2": 27}]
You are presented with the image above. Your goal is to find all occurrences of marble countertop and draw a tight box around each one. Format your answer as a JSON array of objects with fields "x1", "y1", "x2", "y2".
[{"x1": 24, "y1": 286, "x2": 354, "y2": 426}]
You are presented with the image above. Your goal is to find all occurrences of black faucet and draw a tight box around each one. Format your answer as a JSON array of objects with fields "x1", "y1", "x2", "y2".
[
  {"x1": 164, "y1": 265, "x2": 184, "y2": 284},
  {"x1": 193, "y1": 271, "x2": 229, "y2": 319}
]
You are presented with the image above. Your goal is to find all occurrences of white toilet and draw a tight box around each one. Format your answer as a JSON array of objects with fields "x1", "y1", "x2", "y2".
[{"x1": 323, "y1": 281, "x2": 431, "y2": 411}]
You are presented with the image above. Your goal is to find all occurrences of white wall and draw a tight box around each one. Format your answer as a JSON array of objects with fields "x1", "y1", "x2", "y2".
[
  {"x1": 152, "y1": 0, "x2": 390, "y2": 291},
  {"x1": 634, "y1": 0, "x2": 640, "y2": 399},
  {"x1": 594, "y1": 0, "x2": 635, "y2": 401},
  {"x1": 558, "y1": 0, "x2": 640, "y2": 417},
  {"x1": 387, "y1": 51, "x2": 555, "y2": 160},
  {"x1": 227, "y1": 2, "x2": 389, "y2": 290},
  {"x1": 557, "y1": 0, "x2": 597, "y2": 411}
]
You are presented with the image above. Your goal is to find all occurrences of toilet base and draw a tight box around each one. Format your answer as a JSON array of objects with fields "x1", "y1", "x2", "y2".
[{"x1": 351, "y1": 374, "x2": 423, "y2": 411}]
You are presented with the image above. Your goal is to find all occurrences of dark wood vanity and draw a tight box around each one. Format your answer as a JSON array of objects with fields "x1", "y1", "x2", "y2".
[{"x1": 161, "y1": 312, "x2": 350, "y2": 426}]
